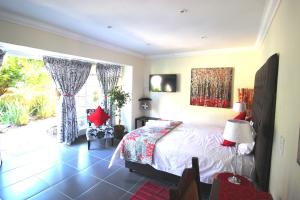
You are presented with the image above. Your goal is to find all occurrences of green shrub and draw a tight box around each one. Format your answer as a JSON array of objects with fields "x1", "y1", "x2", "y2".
[
  {"x1": 15, "y1": 104, "x2": 30, "y2": 125},
  {"x1": 0, "y1": 100, "x2": 7, "y2": 123},
  {"x1": 0, "y1": 100, "x2": 29, "y2": 125},
  {"x1": 0, "y1": 56, "x2": 57, "y2": 126},
  {"x1": 0, "y1": 93, "x2": 30, "y2": 125},
  {"x1": 0, "y1": 56, "x2": 24, "y2": 96},
  {"x1": 0, "y1": 92, "x2": 57, "y2": 126},
  {"x1": 29, "y1": 94, "x2": 56, "y2": 119},
  {"x1": 0, "y1": 93, "x2": 27, "y2": 105}
]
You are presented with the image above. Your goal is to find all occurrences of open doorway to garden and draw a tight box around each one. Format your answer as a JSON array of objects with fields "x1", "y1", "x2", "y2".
[
  {"x1": 0, "y1": 55, "x2": 57, "y2": 128},
  {"x1": 0, "y1": 55, "x2": 58, "y2": 160},
  {"x1": 0, "y1": 53, "x2": 133, "y2": 154},
  {"x1": 0, "y1": 45, "x2": 134, "y2": 199}
]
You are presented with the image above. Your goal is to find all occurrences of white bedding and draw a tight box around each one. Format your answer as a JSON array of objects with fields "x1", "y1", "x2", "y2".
[{"x1": 109, "y1": 123, "x2": 255, "y2": 184}]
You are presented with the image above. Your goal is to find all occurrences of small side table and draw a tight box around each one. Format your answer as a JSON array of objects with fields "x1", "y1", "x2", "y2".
[
  {"x1": 135, "y1": 116, "x2": 159, "y2": 129},
  {"x1": 210, "y1": 172, "x2": 272, "y2": 200}
]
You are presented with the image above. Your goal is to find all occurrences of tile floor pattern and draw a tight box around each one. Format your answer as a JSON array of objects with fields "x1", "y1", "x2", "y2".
[
  {"x1": 0, "y1": 119, "x2": 210, "y2": 200},
  {"x1": 0, "y1": 120, "x2": 176, "y2": 200},
  {"x1": 0, "y1": 138, "x2": 175, "y2": 200}
]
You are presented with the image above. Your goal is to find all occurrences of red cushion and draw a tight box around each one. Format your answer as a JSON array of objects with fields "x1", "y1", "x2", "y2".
[
  {"x1": 233, "y1": 112, "x2": 246, "y2": 120},
  {"x1": 222, "y1": 139, "x2": 236, "y2": 146},
  {"x1": 87, "y1": 106, "x2": 110, "y2": 127}
]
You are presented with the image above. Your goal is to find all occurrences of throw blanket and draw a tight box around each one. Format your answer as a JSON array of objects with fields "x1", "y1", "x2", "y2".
[{"x1": 120, "y1": 121, "x2": 182, "y2": 164}]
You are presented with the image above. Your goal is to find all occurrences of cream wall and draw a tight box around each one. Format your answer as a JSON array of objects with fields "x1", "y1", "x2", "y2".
[
  {"x1": 259, "y1": 0, "x2": 300, "y2": 199},
  {"x1": 146, "y1": 0, "x2": 300, "y2": 198},
  {"x1": 0, "y1": 19, "x2": 145, "y2": 130},
  {"x1": 146, "y1": 51, "x2": 259, "y2": 126},
  {"x1": 2, "y1": 3, "x2": 300, "y2": 198}
]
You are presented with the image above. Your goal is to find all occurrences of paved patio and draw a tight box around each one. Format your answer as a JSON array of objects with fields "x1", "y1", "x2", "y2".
[{"x1": 0, "y1": 117, "x2": 59, "y2": 159}]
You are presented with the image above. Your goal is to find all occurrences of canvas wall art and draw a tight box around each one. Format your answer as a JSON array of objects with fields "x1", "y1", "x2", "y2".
[{"x1": 190, "y1": 67, "x2": 233, "y2": 108}]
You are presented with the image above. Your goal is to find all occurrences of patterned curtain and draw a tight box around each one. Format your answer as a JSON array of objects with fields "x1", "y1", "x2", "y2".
[
  {"x1": 43, "y1": 56, "x2": 92, "y2": 144},
  {"x1": 0, "y1": 49, "x2": 6, "y2": 67},
  {"x1": 96, "y1": 63, "x2": 121, "y2": 124}
]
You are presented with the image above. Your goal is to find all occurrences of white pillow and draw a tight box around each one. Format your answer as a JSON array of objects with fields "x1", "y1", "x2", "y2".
[
  {"x1": 145, "y1": 120, "x2": 170, "y2": 127},
  {"x1": 145, "y1": 121, "x2": 156, "y2": 127},
  {"x1": 238, "y1": 122, "x2": 256, "y2": 155},
  {"x1": 238, "y1": 142, "x2": 255, "y2": 155}
]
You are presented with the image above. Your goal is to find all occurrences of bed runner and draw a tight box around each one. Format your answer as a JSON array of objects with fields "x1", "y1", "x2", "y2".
[{"x1": 120, "y1": 121, "x2": 182, "y2": 165}]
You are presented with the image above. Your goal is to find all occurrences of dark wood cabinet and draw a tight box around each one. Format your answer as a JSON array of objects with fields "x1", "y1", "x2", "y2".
[{"x1": 134, "y1": 116, "x2": 159, "y2": 129}]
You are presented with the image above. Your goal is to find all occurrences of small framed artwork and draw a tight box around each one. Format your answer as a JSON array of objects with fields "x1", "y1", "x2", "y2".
[{"x1": 297, "y1": 126, "x2": 300, "y2": 165}]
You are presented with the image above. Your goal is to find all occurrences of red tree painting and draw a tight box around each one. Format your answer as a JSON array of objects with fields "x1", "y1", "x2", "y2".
[{"x1": 190, "y1": 68, "x2": 233, "y2": 108}]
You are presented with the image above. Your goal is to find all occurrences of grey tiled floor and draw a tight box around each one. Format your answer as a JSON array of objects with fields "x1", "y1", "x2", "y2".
[
  {"x1": 0, "y1": 119, "x2": 210, "y2": 200},
  {"x1": 0, "y1": 119, "x2": 173, "y2": 200},
  {"x1": 0, "y1": 135, "x2": 172, "y2": 200}
]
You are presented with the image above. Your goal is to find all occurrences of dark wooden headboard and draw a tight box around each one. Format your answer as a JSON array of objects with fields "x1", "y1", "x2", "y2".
[{"x1": 252, "y1": 53, "x2": 279, "y2": 191}]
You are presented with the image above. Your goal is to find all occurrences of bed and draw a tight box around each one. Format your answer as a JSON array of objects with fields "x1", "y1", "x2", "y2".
[
  {"x1": 110, "y1": 123, "x2": 255, "y2": 184},
  {"x1": 109, "y1": 54, "x2": 279, "y2": 192}
]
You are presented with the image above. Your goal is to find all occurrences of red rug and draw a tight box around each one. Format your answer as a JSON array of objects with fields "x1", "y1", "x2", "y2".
[{"x1": 130, "y1": 181, "x2": 169, "y2": 200}]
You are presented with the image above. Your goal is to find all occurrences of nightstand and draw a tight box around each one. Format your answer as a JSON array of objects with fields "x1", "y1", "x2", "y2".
[
  {"x1": 134, "y1": 116, "x2": 159, "y2": 129},
  {"x1": 209, "y1": 172, "x2": 272, "y2": 200}
]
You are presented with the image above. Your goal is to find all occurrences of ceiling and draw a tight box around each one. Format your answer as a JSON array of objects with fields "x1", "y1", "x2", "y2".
[{"x1": 0, "y1": 0, "x2": 276, "y2": 57}]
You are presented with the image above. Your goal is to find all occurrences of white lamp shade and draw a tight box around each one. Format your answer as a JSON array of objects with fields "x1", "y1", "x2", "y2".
[
  {"x1": 223, "y1": 120, "x2": 253, "y2": 143},
  {"x1": 233, "y1": 102, "x2": 246, "y2": 112}
]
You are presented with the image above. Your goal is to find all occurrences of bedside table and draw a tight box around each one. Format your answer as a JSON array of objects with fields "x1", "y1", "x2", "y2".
[
  {"x1": 210, "y1": 172, "x2": 272, "y2": 200},
  {"x1": 134, "y1": 116, "x2": 159, "y2": 129}
]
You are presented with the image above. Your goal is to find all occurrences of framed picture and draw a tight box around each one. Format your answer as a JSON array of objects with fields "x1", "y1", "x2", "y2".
[
  {"x1": 297, "y1": 126, "x2": 300, "y2": 165},
  {"x1": 190, "y1": 67, "x2": 233, "y2": 108}
]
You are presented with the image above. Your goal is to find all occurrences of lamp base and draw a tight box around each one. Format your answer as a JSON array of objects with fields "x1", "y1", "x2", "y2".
[{"x1": 228, "y1": 175, "x2": 241, "y2": 185}]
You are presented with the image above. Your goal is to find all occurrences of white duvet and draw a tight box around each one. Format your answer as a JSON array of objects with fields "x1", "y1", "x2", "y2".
[{"x1": 109, "y1": 123, "x2": 255, "y2": 184}]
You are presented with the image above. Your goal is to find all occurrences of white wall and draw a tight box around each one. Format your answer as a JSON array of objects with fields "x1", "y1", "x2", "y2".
[
  {"x1": 146, "y1": 51, "x2": 259, "y2": 126},
  {"x1": 0, "y1": 19, "x2": 145, "y2": 130},
  {"x1": 259, "y1": 0, "x2": 300, "y2": 199},
  {"x1": 121, "y1": 65, "x2": 133, "y2": 131}
]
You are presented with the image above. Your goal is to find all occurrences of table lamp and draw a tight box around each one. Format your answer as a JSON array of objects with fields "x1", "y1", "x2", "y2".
[
  {"x1": 223, "y1": 119, "x2": 253, "y2": 184},
  {"x1": 233, "y1": 102, "x2": 246, "y2": 113}
]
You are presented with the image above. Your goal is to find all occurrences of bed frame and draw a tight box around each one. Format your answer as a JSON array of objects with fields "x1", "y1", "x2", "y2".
[{"x1": 126, "y1": 54, "x2": 279, "y2": 192}]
